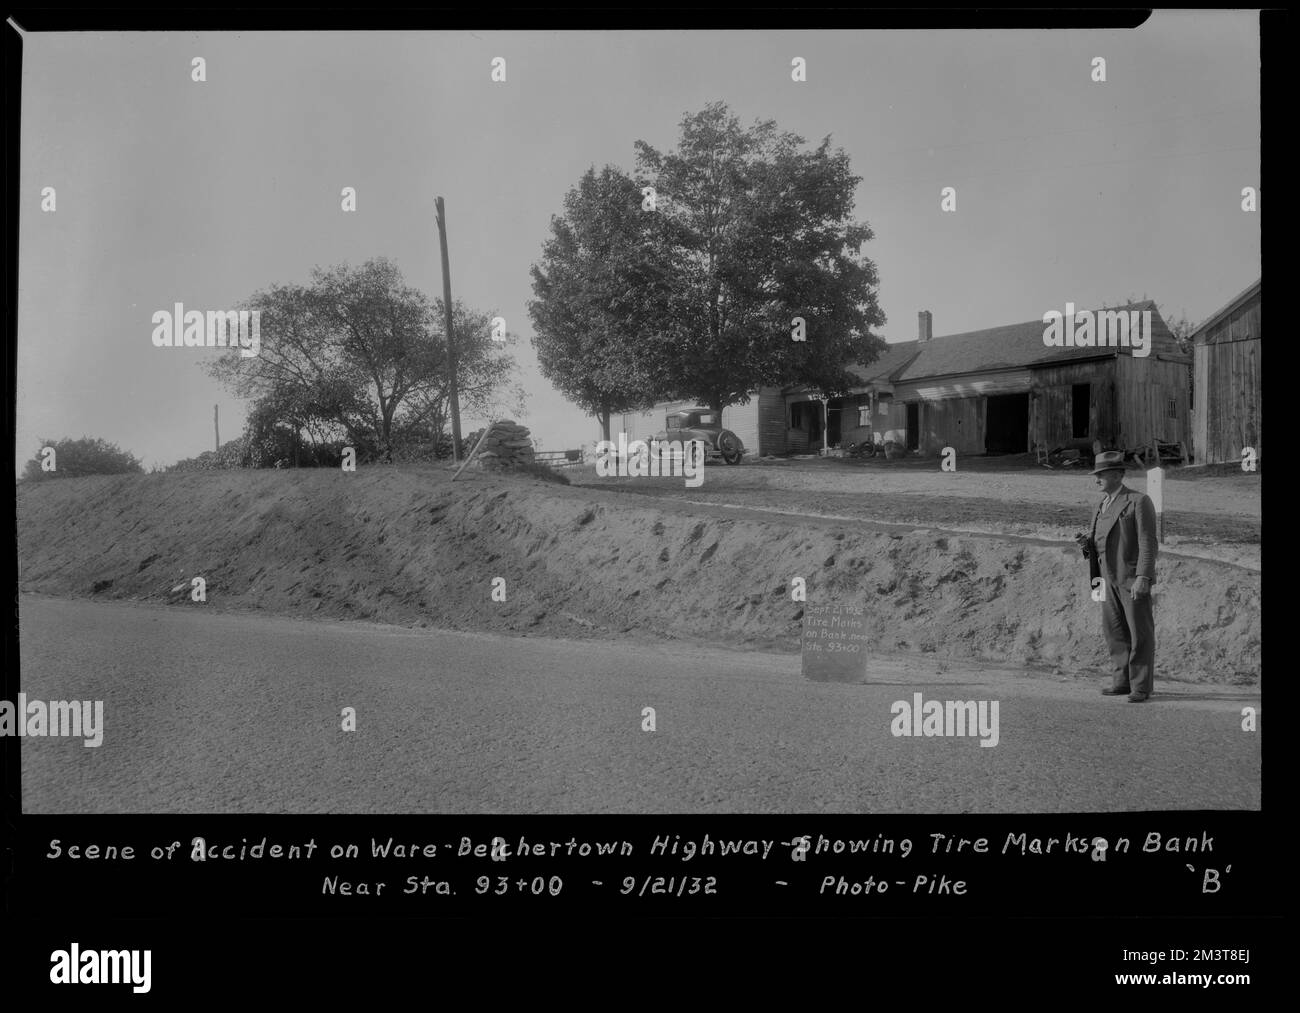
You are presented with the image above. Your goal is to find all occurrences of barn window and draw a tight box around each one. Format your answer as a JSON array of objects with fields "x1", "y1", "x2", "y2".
[{"x1": 1167, "y1": 398, "x2": 1177, "y2": 419}]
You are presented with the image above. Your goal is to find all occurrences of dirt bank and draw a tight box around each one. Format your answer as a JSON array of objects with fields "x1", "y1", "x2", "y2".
[
  {"x1": 566, "y1": 455, "x2": 1262, "y2": 569},
  {"x1": 17, "y1": 467, "x2": 1260, "y2": 684}
]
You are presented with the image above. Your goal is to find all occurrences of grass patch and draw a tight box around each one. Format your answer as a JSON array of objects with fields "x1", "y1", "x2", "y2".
[{"x1": 503, "y1": 461, "x2": 571, "y2": 485}]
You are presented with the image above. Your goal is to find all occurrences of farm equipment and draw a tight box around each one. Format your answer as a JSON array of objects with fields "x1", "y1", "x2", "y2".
[
  {"x1": 842, "y1": 422, "x2": 880, "y2": 458},
  {"x1": 1137, "y1": 440, "x2": 1190, "y2": 467},
  {"x1": 1037, "y1": 438, "x2": 1189, "y2": 470},
  {"x1": 844, "y1": 435, "x2": 878, "y2": 458},
  {"x1": 844, "y1": 425, "x2": 910, "y2": 460}
]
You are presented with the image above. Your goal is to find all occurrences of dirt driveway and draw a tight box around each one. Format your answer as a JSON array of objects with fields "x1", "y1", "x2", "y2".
[{"x1": 569, "y1": 454, "x2": 1260, "y2": 568}]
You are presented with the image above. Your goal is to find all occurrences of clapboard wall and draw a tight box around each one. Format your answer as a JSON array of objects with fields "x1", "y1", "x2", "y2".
[
  {"x1": 1029, "y1": 358, "x2": 1118, "y2": 451},
  {"x1": 1192, "y1": 282, "x2": 1261, "y2": 465},
  {"x1": 1115, "y1": 352, "x2": 1192, "y2": 452}
]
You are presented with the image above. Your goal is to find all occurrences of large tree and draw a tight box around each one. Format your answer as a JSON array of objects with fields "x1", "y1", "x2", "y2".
[
  {"x1": 529, "y1": 165, "x2": 677, "y2": 441},
  {"x1": 634, "y1": 102, "x2": 887, "y2": 415},
  {"x1": 206, "y1": 258, "x2": 521, "y2": 462}
]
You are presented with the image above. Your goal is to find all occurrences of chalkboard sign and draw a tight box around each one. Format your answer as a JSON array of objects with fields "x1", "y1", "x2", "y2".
[{"x1": 801, "y1": 603, "x2": 870, "y2": 682}]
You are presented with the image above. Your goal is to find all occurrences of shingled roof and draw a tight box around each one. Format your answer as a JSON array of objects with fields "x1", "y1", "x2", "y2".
[
  {"x1": 846, "y1": 339, "x2": 920, "y2": 384},
  {"x1": 1190, "y1": 278, "x2": 1261, "y2": 343},
  {"x1": 784, "y1": 301, "x2": 1183, "y2": 398},
  {"x1": 886, "y1": 300, "x2": 1180, "y2": 380}
]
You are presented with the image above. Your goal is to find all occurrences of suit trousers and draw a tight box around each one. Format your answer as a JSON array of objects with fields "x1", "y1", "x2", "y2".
[{"x1": 1101, "y1": 579, "x2": 1155, "y2": 695}]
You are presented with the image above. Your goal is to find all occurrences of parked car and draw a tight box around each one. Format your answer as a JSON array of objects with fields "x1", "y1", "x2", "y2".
[{"x1": 655, "y1": 408, "x2": 745, "y2": 465}]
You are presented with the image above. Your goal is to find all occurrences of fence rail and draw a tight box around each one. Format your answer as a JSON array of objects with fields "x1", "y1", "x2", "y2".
[{"x1": 533, "y1": 450, "x2": 585, "y2": 470}]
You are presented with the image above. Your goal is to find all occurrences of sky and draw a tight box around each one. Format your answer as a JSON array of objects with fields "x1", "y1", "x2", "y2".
[{"x1": 15, "y1": 16, "x2": 1261, "y2": 471}]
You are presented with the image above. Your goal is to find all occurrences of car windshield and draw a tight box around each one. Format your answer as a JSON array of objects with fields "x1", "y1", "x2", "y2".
[{"x1": 697, "y1": 414, "x2": 715, "y2": 425}]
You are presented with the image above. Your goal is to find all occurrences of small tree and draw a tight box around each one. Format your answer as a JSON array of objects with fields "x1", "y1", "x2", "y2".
[{"x1": 206, "y1": 257, "x2": 522, "y2": 463}]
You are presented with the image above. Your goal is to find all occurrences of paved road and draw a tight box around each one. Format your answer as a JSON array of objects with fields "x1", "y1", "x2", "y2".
[{"x1": 18, "y1": 595, "x2": 1260, "y2": 813}]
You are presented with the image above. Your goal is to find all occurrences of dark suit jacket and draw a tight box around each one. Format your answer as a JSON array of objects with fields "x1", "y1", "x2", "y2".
[{"x1": 1082, "y1": 485, "x2": 1158, "y2": 589}]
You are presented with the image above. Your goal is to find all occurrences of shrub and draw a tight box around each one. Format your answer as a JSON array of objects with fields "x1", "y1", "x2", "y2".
[
  {"x1": 168, "y1": 437, "x2": 252, "y2": 472},
  {"x1": 20, "y1": 436, "x2": 143, "y2": 481},
  {"x1": 509, "y1": 460, "x2": 570, "y2": 485}
]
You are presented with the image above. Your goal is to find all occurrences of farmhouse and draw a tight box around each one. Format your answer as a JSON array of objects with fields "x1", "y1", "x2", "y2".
[
  {"x1": 616, "y1": 301, "x2": 1190, "y2": 459},
  {"x1": 1190, "y1": 278, "x2": 1260, "y2": 465},
  {"x1": 784, "y1": 339, "x2": 923, "y2": 454}
]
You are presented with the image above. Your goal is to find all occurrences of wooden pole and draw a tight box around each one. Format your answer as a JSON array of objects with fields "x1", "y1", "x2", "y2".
[
  {"x1": 213, "y1": 404, "x2": 219, "y2": 453},
  {"x1": 435, "y1": 197, "x2": 463, "y2": 462},
  {"x1": 451, "y1": 421, "x2": 495, "y2": 483}
]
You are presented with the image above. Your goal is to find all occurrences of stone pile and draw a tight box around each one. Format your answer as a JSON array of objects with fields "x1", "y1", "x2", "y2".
[{"x1": 474, "y1": 421, "x2": 535, "y2": 469}]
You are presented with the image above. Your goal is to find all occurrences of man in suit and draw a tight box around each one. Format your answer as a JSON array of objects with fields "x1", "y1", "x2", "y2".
[{"x1": 1073, "y1": 451, "x2": 1158, "y2": 702}]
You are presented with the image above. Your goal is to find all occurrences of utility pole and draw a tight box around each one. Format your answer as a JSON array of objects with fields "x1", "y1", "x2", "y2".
[
  {"x1": 435, "y1": 196, "x2": 463, "y2": 462},
  {"x1": 214, "y1": 404, "x2": 220, "y2": 453}
]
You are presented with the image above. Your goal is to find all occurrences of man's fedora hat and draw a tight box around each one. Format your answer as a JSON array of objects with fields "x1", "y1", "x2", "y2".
[{"x1": 1091, "y1": 450, "x2": 1127, "y2": 475}]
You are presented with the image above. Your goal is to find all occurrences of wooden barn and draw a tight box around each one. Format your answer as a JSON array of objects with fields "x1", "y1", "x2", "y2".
[
  {"x1": 1191, "y1": 278, "x2": 1261, "y2": 465},
  {"x1": 782, "y1": 303, "x2": 1189, "y2": 457}
]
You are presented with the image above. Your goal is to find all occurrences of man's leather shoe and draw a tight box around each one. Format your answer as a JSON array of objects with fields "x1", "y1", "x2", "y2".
[
  {"x1": 1101, "y1": 687, "x2": 1130, "y2": 696},
  {"x1": 1127, "y1": 692, "x2": 1149, "y2": 703}
]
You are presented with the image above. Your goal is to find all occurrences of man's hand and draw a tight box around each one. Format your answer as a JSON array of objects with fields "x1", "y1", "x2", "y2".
[
  {"x1": 1132, "y1": 576, "x2": 1151, "y2": 598},
  {"x1": 1074, "y1": 533, "x2": 1091, "y2": 555}
]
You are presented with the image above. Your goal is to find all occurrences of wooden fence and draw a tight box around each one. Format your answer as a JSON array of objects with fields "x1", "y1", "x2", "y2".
[{"x1": 533, "y1": 450, "x2": 585, "y2": 470}]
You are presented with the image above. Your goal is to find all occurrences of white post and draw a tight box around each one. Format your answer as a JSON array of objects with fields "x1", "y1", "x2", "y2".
[{"x1": 1148, "y1": 466, "x2": 1164, "y2": 544}]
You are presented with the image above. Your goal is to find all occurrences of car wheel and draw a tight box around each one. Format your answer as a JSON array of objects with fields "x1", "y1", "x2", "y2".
[{"x1": 718, "y1": 430, "x2": 742, "y2": 465}]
